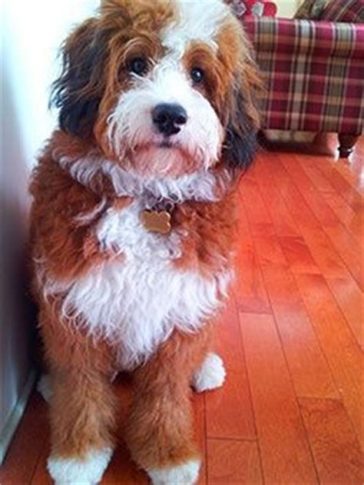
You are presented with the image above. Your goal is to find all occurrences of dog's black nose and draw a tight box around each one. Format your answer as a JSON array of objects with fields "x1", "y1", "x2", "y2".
[{"x1": 152, "y1": 103, "x2": 188, "y2": 136}]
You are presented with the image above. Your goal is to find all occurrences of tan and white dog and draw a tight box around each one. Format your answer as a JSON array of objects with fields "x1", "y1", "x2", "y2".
[{"x1": 30, "y1": 0, "x2": 261, "y2": 483}]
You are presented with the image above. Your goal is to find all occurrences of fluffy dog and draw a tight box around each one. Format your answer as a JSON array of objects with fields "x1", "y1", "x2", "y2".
[{"x1": 30, "y1": 0, "x2": 261, "y2": 483}]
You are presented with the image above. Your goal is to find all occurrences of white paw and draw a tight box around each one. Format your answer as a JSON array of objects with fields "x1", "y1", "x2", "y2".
[
  {"x1": 37, "y1": 374, "x2": 53, "y2": 403},
  {"x1": 148, "y1": 459, "x2": 200, "y2": 485},
  {"x1": 48, "y1": 447, "x2": 113, "y2": 485},
  {"x1": 192, "y1": 353, "x2": 226, "y2": 392}
]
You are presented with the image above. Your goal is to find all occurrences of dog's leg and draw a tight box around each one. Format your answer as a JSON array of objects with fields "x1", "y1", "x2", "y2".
[
  {"x1": 41, "y1": 315, "x2": 116, "y2": 485},
  {"x1": 37, "y1": 371, "x2": 118, "y2": 404},
  {"x1": 192, "y1": 352, "x2": 226, "y2": 392},
  {"x1": 125, "y1": 328, "x2": 211, "y2": 485},
  {"x1": 47, "y1": 369, "x2": 115, "y2": 485}
]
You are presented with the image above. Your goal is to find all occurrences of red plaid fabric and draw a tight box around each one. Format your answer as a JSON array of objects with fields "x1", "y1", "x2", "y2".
[
  {"x1": 320, "y1": 0, "x2": 364, "y2": 23},
  {"x1": 244, "y1": 18, "x2": 364, "y2": 134}
]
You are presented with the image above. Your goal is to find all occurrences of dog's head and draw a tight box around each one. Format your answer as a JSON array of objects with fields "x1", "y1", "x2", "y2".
[{"x1": 52, "y1": 0, "x2": 262, "y2": 178}]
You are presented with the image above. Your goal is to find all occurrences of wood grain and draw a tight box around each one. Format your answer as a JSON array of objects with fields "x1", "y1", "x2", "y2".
[
  {"x1": 240, "y1": 312, "x2": 318, "y2": 484},
  {"x1": 261, "y1": 265, "x2": 338, "y2": 399},
  {"x1": 294, "y1": 273, "x2": 364, "y2": 449},
  {"x1": 207, "y1": 439, "x2": 262, "y2": 484},
  {"x1": 206, "y1": 299, "x2": 256, "y2": 440},
  {"x1": 299, "y1": 398, "x2": 363, "y2": 484}
]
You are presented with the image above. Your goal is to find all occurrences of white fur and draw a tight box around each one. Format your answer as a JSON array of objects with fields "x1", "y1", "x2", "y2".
[
  {"x1": 37, "y1": 374, "x2": 53, "y2": 403},
  {"x1": 148, "y1": 459, "x2": 200, "y2": 485},
  {"x1": 163, "y1": 0, "x2": 229, "y2": 55},
  {"x1": 39, "y1": 200, "x2": 232, "y2": 370},
  {"x1": 48, "y1": 447, "x2": 113, "y2": 485},
  {"x1": 192, "y1": 352, "x2": 226, "y2": 392},
  {"x1": 57, "y1": 154, "x2": 228, "y2": 203},
  {"x1": 107, "y1": 62, "x2": 224, "y2": 170}
]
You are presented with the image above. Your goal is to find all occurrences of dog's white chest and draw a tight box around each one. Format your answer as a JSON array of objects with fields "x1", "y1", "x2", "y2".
[{"x1": 49, "y1": 202, "x2": 231, "y2": 369}]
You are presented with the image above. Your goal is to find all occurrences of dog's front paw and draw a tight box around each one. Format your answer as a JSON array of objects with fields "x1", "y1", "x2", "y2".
[
  {"x1": 147, "y1": 459, "x2": 200, "y2": 485},
  {"x1": 47, "y1": 447, "x2": 113, "y2": 485},
  {"x1": 192, "y1": 352, "x2": 226, "y2": 392}
]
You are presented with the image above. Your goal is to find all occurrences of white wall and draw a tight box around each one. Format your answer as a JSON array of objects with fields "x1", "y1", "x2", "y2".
[
  {"x1": 0, "y1": 0, "x2": 99, "y2": 463},
  {"x1": 2, "y1": 0, "x2": 100, "y2": 165},
  {"x1": 275, "y1": 0, "x2": 302, "y2": 18}
]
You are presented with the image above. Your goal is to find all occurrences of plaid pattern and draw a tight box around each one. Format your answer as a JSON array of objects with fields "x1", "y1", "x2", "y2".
[
  {"x1": 295, "y1": 0, "x2": 328, "y2": 20},
  {"x1": 320, "y1": 0, "x2": 364, "y2": 23},
  {"x1": 244, "y1": 18, "x2": 364, "y2": 134}
]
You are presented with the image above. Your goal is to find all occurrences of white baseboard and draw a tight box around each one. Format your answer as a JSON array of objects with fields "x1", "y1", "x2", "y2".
[{"x1": 0, "y1": 369, "x2": 37, "y2": 465}]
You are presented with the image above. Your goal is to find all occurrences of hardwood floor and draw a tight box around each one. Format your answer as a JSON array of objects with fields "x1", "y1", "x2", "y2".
[{"x1": 1, "y1": 137, "x2": 363, "y2": 484}]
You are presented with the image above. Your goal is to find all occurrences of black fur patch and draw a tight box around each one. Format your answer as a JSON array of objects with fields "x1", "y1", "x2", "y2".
[
  {"x1": 223, "y1": 126, "x2": 258, "y2": 171},
  {"x1": 50, "y1": 21, "x2": 108, "y2": 139},
  {"x1": 222, "y1": 85, "x2": 259, "y2": 171}
]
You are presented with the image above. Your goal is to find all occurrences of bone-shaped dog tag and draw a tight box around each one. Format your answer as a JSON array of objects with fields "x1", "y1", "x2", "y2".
[{"x1": 140, "y1": 210, "x2": 172, "y2": 235}]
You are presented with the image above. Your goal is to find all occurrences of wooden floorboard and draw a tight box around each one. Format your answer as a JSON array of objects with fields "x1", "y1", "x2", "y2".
[
  {"x1": 1, "y1": 137, "x2": 363, "y2": 484},
  {"x1": 206, "y1": 439, "x2": 263, "y2": 484},
  {"x1": 260, "y1": 265, "x2": 338, "y2": 400},
  {"x1": 295, "y1": 274, "x2": 364, "y2": 450},
  {"x1": 294, "y1": 155, "x2": 363, "y2": 245},
  {"x1": 206, "y1": 300, "x2": 256, "y2": 441},
  {"x1": 299, "y1": 398, "x2": 363, "y2": 484},
  {"x1": 280, "y1": 155, "x2": 363, "y2": 290},
  {"x1": 240, "y1": 313, "x2": 318, "y2": 484}
]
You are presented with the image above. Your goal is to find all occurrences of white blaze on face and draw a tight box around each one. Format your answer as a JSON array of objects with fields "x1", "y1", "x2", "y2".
[
  {"x1": 107, "y1": 0, "x2": 231, "y2": 176},
  {"x1": 163, "y1": 0, "x2": 229, "y2": 55}
]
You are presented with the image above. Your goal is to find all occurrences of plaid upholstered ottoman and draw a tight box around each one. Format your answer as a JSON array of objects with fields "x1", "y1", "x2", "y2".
[{"x1": 244, "y1": 17, "x2": 364, "y2": 157}]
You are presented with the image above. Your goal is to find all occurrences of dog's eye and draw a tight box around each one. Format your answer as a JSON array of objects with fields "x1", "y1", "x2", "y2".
[
  {"x1": 191, "y1": 67, "x2": 205, "y2": 84},
  {"x1": 128, "y1": 57, "x2": 148, "y2": 76}
]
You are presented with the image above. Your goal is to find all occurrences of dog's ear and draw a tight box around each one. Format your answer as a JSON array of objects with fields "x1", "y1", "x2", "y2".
[
  {"x1": 222, "y1": 51, "x2": 263, "y2": 171},
  {"x1": 51, "y1": 19, "x2": 108, "y2": 139}
]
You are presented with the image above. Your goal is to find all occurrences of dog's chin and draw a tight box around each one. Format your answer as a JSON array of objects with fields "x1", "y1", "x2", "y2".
[{"x1": 126, "y1": 142, "x2": 203, "y2": 178}]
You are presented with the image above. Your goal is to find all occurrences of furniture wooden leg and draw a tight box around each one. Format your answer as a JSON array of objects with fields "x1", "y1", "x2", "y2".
[{"x1": 338, "y1": 134, "x2": 360, "y2": 158}]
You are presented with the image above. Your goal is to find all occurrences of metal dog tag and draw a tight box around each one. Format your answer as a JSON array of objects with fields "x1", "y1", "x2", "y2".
[{"x1": 140, "y1": 210, "x2": 172, "y2": 235}]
